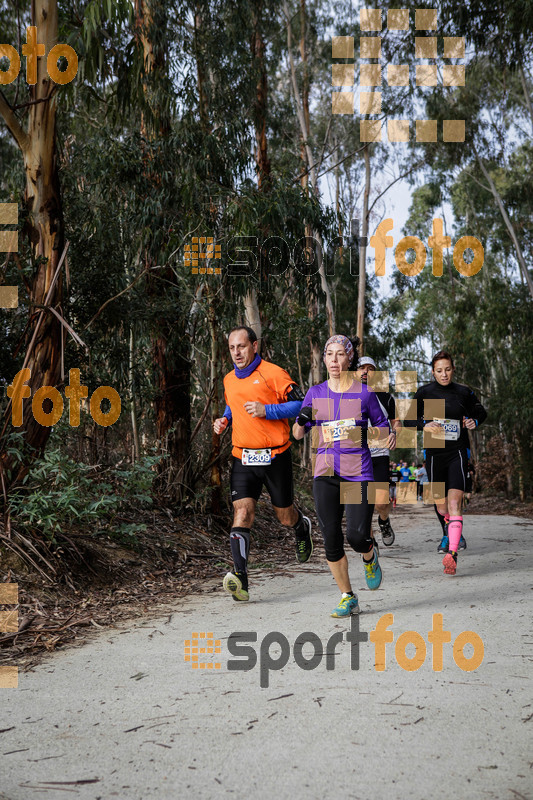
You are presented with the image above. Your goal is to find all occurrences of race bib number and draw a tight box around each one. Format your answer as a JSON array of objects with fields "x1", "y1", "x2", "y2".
[
  {"x1": 322, "y1": 418, "x2": 356, "y2": 443},
  {"x1": 434, "y1": 418, "x2": 460, "y2": 441},
  {"x1": 241, "y1": 448, "x2": 272, "y2": 466}
]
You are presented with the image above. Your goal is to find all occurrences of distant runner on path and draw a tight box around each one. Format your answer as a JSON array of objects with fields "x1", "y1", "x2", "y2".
[
  {"x1": 213, "y1": 326, "x2": 313, "y2": 602},
  {"x1": 356, "y1": 356, "x2": 401, "y2": 547}
]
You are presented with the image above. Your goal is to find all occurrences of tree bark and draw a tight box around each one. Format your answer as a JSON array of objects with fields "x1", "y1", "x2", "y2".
[
  {"x1": 206, "y1": 286, "x2": 221, "y2": 514},
  {"x1": 356, "y1": 144, "x2": 371, "y2": 347},
  {"x1": 284, "y1": 0, "x2": 335, "y2": 342},
  {"x1": 135, "y1": 0, "x2": 192, "y2": 503},
  {"x1": 251, "y1": 0, "x2": 271, "y2": 188},
  {"x1": 0, "y1": 0, "x2": 64, "y2": 486}
]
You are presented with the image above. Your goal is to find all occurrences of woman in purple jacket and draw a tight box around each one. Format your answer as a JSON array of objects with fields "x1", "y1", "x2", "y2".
[{"x1": 293, "y1": 335, "x2": 389, "y2": 617}]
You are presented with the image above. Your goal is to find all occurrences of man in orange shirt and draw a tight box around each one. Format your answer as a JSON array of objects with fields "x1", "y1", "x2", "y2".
[{"x1": 213, "y1": 326, "x2": 313, "y2": 602}]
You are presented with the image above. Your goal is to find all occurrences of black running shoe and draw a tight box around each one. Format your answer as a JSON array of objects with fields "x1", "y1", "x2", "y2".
[
  {"x1": 458, "y1": 534, "x2": 467, "y2": 550},
  {"x1": 378, "y1": 516, "x2": 395, "y2": 546},
  {"x1": 295, "y1": 515, "x2": 313, "y2": 563}
]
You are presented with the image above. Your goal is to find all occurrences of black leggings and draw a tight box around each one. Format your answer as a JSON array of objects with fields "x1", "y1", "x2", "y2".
[{"x1": 313, "y1": 476, "x2": 374, "y2": 562}]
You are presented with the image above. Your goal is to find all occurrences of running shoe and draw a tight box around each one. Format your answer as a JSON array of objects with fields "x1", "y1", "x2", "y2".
[
  {"x1": 442, "y1": 551, "x2": 457, "y2": 575},
  {"x1": 331, "y1": 593, "x2": 360, "y2": 617},
  {"x1": 458, "y1": 534, "x2": 467, "y2": 550},
  {"x1": 295, "y1": 515, "x2": 313, "y2": 563},
  {"x1": 223, "y1": 570, "x2": 249, "y2": 601},
  {"x1": 378, "y1": 516, "x2": 395, "y2": 546},
  {"x1": 363, "y1": 553, "x2": 383, "y2": 590},
  {"x1": 437, "y1": 534, "x2": 449, "y2": 553}
]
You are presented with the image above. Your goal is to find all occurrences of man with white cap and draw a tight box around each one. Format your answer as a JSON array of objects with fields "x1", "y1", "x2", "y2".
[{"x1": 357, "y1": 356, "x2": 401, "y2": 546}]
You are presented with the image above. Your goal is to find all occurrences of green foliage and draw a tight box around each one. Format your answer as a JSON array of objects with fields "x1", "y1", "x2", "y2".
[{"x1": 9, "y1": 450, "x2": 161, "y2": 543}]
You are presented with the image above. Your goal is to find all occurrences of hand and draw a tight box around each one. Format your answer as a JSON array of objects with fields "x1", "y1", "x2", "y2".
[
  {"x1": 424, "y1": 421, "x2": 443, "y2": 433},
  {"x1": 463, "y1": 416, "x2": 476, "y2": 430},
  {"x1": 296, "y1": 406, "x2": 313, "y2": 427},
  {"x1": 213, "y1": 417, "x2": 229, "y2": 434},
  {"x1": 244, "y1": 401, "x2": 266, "y2": 418},
  {"x1": 388, "y1": 430, "x2": 397, "y2": 450}
]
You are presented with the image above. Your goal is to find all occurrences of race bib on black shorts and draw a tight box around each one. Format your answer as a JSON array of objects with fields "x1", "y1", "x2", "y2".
[{"x1": 241, "y1": 448, "x2": 272, "y2": 466}]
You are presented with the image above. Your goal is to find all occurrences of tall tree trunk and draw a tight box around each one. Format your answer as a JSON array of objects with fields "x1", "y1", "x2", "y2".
[
  {"x1": 356, "y1": 145, "x2": 371, "y2": 347},
  {"x1": 248, "y1": 1, "x2": 267, "y2": 349},
  {"x1": 129, "y1": 325, "x2": 141, "y2": 462},
  {"x1": 136, "y1": 0, "x2": 191, "y2": 503},
  {"x1": 206, "y1": 286, "x2": 221, "y2": 514},
  {"x1": 284, "y1": 0, "x2": 335, "y2": 347},
  {"x1": 299, "y1": 0, "x2": 309, "y2": 191},
  {"x1": 251, "y1": 0, "x2": 270, "y2": 188},
  {"x1": 243, "y1": 288, "x2": 262, "y2": 346},
  {"x1": 0, "y1": 0, "x2": 63, "y2": 487}
]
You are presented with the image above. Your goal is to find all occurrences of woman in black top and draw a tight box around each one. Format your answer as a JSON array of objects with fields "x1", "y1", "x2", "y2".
[{"x1": 409, "y1": 351, "x2": 486, "y2": 575}]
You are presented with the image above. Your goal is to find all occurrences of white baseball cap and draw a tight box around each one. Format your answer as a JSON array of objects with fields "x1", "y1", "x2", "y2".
[{"x1": 358, "y1": 356, "x2": 376, "y2": 368}]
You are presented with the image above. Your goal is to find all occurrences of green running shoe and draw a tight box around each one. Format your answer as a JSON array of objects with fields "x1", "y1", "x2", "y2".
[
  {"x1": 331, "y1": 593, "x2": 360, "y2": 617},
  {"x1": 223, "y1": 571, "x2": 249, "y2": 602},
  {"x1": 363, "y1": 552, "x2": 383, "y2": 590},
  {"x1": 295, "y1": 515, "x2": 313, "y2": 563}
]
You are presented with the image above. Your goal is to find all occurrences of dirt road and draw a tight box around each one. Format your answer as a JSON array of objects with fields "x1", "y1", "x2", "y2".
[{"x1": 2, "y1": 506, "x2": 532, "y2": 800}]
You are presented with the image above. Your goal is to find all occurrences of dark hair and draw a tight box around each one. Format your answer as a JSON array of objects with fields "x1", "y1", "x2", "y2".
[
  {"x1": 431, "y1": 350, "x2": 454, "y2": 369},
  {"x1": 350, "y1": 336, "x2": 361, "y2": 368},
  {"x1": 229, "y1": 325, "x2": 257, "y2": 344}
]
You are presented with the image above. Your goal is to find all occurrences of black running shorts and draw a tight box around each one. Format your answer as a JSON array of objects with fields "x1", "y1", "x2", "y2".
[
  {"x1": 371, "y1": 455, "x2": 390, "y2": 483},
  {"x1": 230, "y1": 447, "x2": 294, "y2": 507},
  {"x1": 426, "y1": 448, "x2": 468, "y2": 493}
]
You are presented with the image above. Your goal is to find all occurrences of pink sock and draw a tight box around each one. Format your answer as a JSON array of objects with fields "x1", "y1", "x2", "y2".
[{"x1": 448, "y1": 516, "x2": 463, "y2": 553}]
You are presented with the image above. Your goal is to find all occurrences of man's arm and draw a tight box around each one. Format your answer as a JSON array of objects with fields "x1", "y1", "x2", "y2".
[
  {"x1": 264, "y1": 384, "x2": 304, "y2": 420},
  {"x1": 214, "y1": 395, "x2": 232, "y2": 434}
]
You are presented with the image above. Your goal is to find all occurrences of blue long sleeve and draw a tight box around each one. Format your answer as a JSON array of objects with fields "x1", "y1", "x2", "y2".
[
  {"x1": 265, "y1": 400, "x2": 302, "y2": 420},
  {"x1": 223, "y1": 405, "x2": 232, "y2": 420}
]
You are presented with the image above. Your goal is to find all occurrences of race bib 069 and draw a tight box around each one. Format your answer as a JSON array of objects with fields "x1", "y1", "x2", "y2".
[
  {"x1": 434, "y1": 418, "x2": 460, "y2": 441},
  {"x1": 322, "y1": 418, "x2": 356, "y2": 443},
  {"x1": 241, "y1": 448, "x2": 272, "y2": 466}
]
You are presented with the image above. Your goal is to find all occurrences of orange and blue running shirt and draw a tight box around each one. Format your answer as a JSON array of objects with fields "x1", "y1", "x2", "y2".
[{"x1": 223, "y1": 361, "x2": 296, "y2": 459}]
